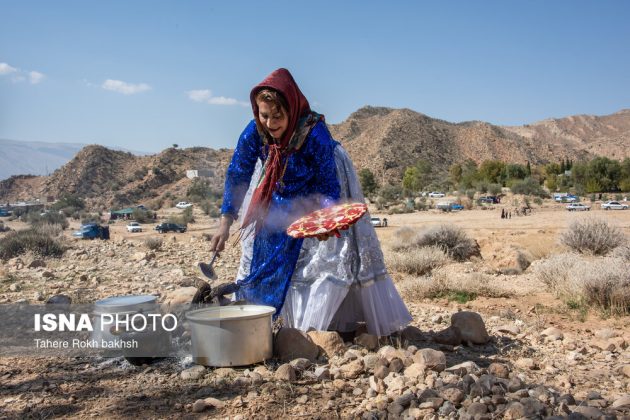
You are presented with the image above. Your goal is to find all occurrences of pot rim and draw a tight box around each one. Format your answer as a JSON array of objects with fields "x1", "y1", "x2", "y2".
[{"x1": 186, "y1": 305, "x2": 276, "y2": 322}]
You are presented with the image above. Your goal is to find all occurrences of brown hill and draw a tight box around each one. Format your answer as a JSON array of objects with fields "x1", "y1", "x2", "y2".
[
  {"x1": 2, "y1": 107, "x2": 629, "y2": 208},
  {"x1": 502, "y1": 109, "x2": 630, "y2": 161},
  {"x1": 0, "y1": 145, "x2": 233, "y2": 210},
  {"x1": 328, "y1": 106, "x2": 628, "y2": 183}
]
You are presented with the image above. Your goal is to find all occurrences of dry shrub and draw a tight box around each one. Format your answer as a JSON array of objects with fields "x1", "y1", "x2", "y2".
[
  {"x1": 0, "y1": 222, "x2": 10, "y2": 233},
  {"x1": 561, "y1": 217, "x2": 625, "y2": 255},
  {"x1": 398, "y1": 270, "x2": 513, "y2": 302},
  {"x1": 35, "y1": 224, "x2": 64, "y2": 238},
  {"x1": 386, "y1": 246, "x2": 448, "y2": 276},
  {"x1": 611, "y1": 245, "x2": 630, "y2": 262},
  {"x1": 534, "y1": 253, "x2": 630, "y2": 314},
  {"x1": 144, "y1": 237, "x2": 163, "y2": 251},
  {"x1": 391, "y1": 225, "x2": 479, "y2": 261},
  {"x1": 415, "y1": 225, "x2": 480, "y2": 261},
  {"x1": 0, "y1": 229, "x2": 65, "y2": 259},
  {"x1": 390, "y1": 227, "x2": 422, "y2": 251}
]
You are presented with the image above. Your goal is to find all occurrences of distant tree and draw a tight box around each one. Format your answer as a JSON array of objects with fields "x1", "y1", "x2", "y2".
[
  {"x1": 172, "y1": 144, "x2": 179, "y2": 148},
  {"x1": 358, "y1": 168, "x2": 378, "y2": 197},
  {"x1": 526, "y1": 161, "x2": 532, "y2": 176},
  {"x1": 449, "y1": 163, "x2": 463, "y2": 187}
]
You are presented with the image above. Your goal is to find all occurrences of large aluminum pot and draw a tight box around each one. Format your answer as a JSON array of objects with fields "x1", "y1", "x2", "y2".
[{"x1": 186, "y1": 305, "x2": 275, "y2": 367}]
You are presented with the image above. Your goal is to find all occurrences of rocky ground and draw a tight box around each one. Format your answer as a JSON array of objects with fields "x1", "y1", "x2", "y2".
[{"x1": 1, "y1": 207, "x2": 630, "y2": 419}]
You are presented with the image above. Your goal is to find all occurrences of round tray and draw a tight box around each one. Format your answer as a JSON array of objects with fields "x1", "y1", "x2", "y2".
[{"x1": 286, "y1": 202, "x2": 367, "y2": 238}]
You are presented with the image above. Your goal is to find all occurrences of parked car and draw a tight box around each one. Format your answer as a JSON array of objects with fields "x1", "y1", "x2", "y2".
[
  {"x1": 601, "y1": 201, "x2": 629, "y2": 210},
  {"x1": 72, "y1": 223, "x2": 110, "y2": 240},
  {"x1": 176, "y1": 201, "x2": 193, "y2": 209},
  {"x1": 566, "y1": 203, "x2": 590, "y2": 211},
  {"x1": 126, "y1": 221, "x2": 143, "y2": 232},
  {"x1": 478, "y1": 196, "x2": 500, "y2": 204},
  {"x1": 436, "y1": 202, "x2": 464, "y2": 212},
  {"x1": 428, "y1": 192, "x2": 445, "y2": 198},
  {"x1": 155, "y1": 222, "x2": 187, "y2": 233},
  {"x1": 371, "y1": 217, "x2": 387, "y2": 227},
  {"x1": 0, "y1": 208, "x2": 10, "y2": 217}
]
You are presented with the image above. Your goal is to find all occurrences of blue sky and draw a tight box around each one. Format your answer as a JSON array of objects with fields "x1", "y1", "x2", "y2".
[{"x1": 1, "y1": 0, "x2": 629, "y2": 153}]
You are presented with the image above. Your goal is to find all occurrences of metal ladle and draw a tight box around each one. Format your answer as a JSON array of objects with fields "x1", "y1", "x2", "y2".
[{"x1": 198, "y1": 251, "x2": 218, "y2": 280}]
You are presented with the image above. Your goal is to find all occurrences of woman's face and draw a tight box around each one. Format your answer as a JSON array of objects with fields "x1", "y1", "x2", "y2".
[{"x1": 257, "y1": 100, "x2": 288, "y2": 140}]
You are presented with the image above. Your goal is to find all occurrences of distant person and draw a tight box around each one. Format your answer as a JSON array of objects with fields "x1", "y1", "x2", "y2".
[
  {"x1": 501, "y1": 209, "x2": 505, "y2": 219},
  {"x1": 382, "y1": 217, "x2": 388, "y2": 227},
  {"x1": 208, "y1": 68, "x2": 411, "y2": 337}
]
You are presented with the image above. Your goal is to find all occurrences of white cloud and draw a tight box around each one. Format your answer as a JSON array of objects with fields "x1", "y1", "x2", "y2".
[
  {"x1": 186, "y1": 89, "x2": 248, "y2": 107},
  {"x1": 29, "y1": 71, "x2": 45, "y2": 84},
  {"x1": 102, "y1": 79, "x2": 151, "y2": 95},
  {"x1": 0, "y1": 62, "x2": 18, "y2": 75},
  {"x1": 187, "y1": 89, "x2": 212, "y2": 102}
]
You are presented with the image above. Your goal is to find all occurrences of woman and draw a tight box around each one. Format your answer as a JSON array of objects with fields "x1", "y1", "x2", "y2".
[{"x1": 210, "y1": 68, "x2": 411, "y2": 336}]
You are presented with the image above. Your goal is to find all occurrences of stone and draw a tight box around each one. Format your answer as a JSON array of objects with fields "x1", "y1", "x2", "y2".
[
  {"x1": 363, "y1": 354, "x2": 382, "y2": 370},
  {"x1": 433, "y1": 325, "x2": 462, "y2": 346},
  {"x1": 276, "y1": 328, "x2": 319, "y2": 361},
  {"x1": 355, "y1": 333, "x2": 379, "y2": 351},
  {"x1": 507, "y1": 377, "x2": 524, "y2": 392},
  {"x1": 412, "y1": 348, "x2": 446, "y2": 372},
  {"x1": 369, "y1": 376, "x2": 385, "y2": 393},
  {"x1": 445, "y1": 361, "x2": 479, "y2": 376},
  {"x1": 180, "y1": 365, "x2": 206, "y2": 380},
  {"x1": 503, "y1": 402, "x2": 526, "y2": 419},
  {"x1": 389, "y1": 358, "x2": 404, "y2": 373},
  {"x1": 621, "y1": 365, "x2": 630, "y2": 378},
  {"x1": 28, "y1": 259, "x2": 46, "y2": 268},
  {"x1": 403, "y1": 363, "x2": 425, "y2": 381},
  {"x1": 611, "y1": 395, "x2": 630, "y2": 409},
  {"x1": 164, "y1": 287, "x2": 197, "y2": 305},
  {"x1": 214, "y1": 368, "x2": 236, "y2": 378},
  {"x1": 541, "y1": 326, "x2": 564, "y2": 341},
  {"x1": 307, "y1": 331, "x2": 346, "y2": 358},
  {"x1": 374, "y1": 365, "x2": 389, "y2": 380},
  {"x1": 340, "y1": 359, "x2": 364, "y2": 379},
  {"x1": 467, "y1": 402, "x2": 488, "y2": 416},
  {"x1": 192, "y1": 399, "x2": 208, "y2": 413},
  {"x1": 441, "y1": 387, "x2": 465, "y2": 405},
  {"x1": 275, "y1": 364, "x2": 296, "y2": 382},
  {"x1": 203, "y1": 397, "x2": 225, "y2": 408},
  {"x1": 401, "y1": 325, "x2": 423, "y2": 342},
  {"x1": 451, "y1": 311, "x2": 490, "y2": 344},
  {"x1": 571, "y1": 406, "x2": 604, "y2": 419},
  {"x1": 496, "y1": 324, "x2": 520, "y2": 335},
  {"x1": 378, "y1": 345, "x2": 402, "y2": 362},
  {"x1": 289, "y1": 358, "x2": 312, "y2": 371},
  {"x1": 514, "y1": 357, "x2": 536, "y2": 370},
  {"x1": 314, "y1": 367, "x2": 330, "y2": 381},
  {"x1": 488, "y1": 362, "x2": 510, "y2": 379}
]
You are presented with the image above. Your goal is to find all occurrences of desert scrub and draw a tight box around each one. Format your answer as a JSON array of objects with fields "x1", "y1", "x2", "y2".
[
  {"x1": 391, "y1": 225, "x2": 479, "y2": 261},
  {"x1": 386, "y1": 245, "x2": 448, "y2": 275},
  {"x1": 0, "y1": 222, "x2": 10, "y2": 233},
  {"x1": 398, "y1": 270, "x2": 512, "y2": 302},
  {"x1": 534, "y1": 253, "x2": 630, "y2": 314},
  {"x1": 0, "y1": 229, "x2": 65, "y2": 259},
  {"x1": 144, "y1": 237, "x2": 163, "y2": 251},
  {"x1": 561, "y1": 217, "x2": 625, "y2": 255}
]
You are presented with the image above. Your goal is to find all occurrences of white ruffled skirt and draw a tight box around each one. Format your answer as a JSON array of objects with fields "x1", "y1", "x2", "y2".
[{"x1": 236, "y1": 146, "x2": 412, "y2": 336}]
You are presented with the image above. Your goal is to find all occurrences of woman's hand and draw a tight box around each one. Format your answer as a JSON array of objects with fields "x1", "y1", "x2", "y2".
[{"x1": 210, "y1": 215, "x2": 234, "y2": 252}]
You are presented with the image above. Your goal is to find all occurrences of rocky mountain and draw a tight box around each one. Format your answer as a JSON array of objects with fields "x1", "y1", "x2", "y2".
[
  {"x1": 1, "y1": 107, "x2": 629, "y2": 208},
  {"x1": 0, "y1": 145, "x2": 233, "y2": 210},
  {"x1": 328, "y1": 107, "x2": 630, "y2": 183},
  {"x1": 502, "y1": 109, "x2": 630, "y2": 161}
]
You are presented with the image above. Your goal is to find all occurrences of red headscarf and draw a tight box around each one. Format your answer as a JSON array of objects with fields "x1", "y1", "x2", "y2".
[{"x1": 240, "y1": 68, "x2": 316, "y2": 232}]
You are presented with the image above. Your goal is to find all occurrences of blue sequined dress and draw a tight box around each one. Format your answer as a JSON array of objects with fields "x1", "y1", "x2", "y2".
[{"x1": 222, "y1": 119, "x2": 412, "y2": 336}]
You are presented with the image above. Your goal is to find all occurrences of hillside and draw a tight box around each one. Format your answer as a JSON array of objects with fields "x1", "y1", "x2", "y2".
[{"x1": 1, "y1": 107, "x2": 629, "y2": 208}]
